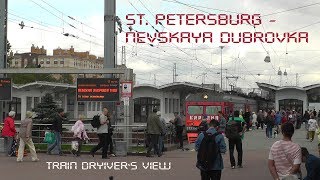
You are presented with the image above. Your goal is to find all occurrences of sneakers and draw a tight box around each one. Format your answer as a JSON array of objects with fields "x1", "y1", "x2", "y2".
[
  {"x1": 32, "y1": 158, "x2": 40, "y2": 162},
  {"x1": 90, "y1": 151, "x2": 95, "y2": 157},
  {"x1": 231, "y1": 166, "x2": 235, "y2": 169},
  {"x1": 16, "y1": 159, "x2": 23, "y2": 162},
  {"x1": 110, "y1": 153, "x2": 116, "y2": 157}
]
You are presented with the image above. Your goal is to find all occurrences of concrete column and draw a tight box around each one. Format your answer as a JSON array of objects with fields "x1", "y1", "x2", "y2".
[
  {"x1": 73, "y1": 96, "x2": 78, "y2": 120},
  {"x1": 64, "y1": 94, "x2": 68, "y2": 112},
  {"x1": 20, "y1": 96, "x2": 26, "y2": 120}
]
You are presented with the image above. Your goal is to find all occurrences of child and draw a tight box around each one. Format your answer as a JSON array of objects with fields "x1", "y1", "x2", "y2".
[{"x1": 71, "y1": 115, "x2": 89, "y2": 156}]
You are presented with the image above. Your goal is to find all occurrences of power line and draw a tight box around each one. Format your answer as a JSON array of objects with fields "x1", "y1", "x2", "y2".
[{"x1": 262, "y1": 2, "x2": 320, "y2": 17}]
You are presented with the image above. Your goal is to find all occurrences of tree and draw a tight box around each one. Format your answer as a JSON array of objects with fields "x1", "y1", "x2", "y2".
[
  {"x1": 32, "y1": 93, "x2": 58, "y2": 123},
  {"x1": 58, "y1": 74, "x2": 74, "y2": 84}
]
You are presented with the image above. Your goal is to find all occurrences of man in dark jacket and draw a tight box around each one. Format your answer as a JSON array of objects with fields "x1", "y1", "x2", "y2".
[
  {"x1": 195, "y1": 120, "x2": 226, "y2": 180},
  {"x1": 146, "y1": 108, "x2": 163, "y2": 157},
  {"x1": 47, "y1": 108, "x2": 64, "y2": 156},
  {"x1": 171, "y1": 112, "x2": 184, "y2": 149},
  {"x1": 301, "y1": 147, "x2": 320, "y2": 180}
]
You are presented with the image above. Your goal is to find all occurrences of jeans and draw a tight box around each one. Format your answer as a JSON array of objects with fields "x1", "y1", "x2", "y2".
[
  {"x1": 158, "y1": 135, "x2": 165, "y2": 153},
  {"x1": 107, "y1": 134, "x2": 114, "y2": 154},
  {"x1": 200, "y1": 170, "x2": 222, "y2": 180},
  {"x1": 266, "y1": 125, "x2": 273, "y2": 138},
  {"x1": 229, "y1": 138, "x2": 243, "y2": 167},
  {"x1": 17, "y1": 138, "x2": 38, "y2": 161},
  {"x1": 91, "y1": 133, "x2": 109, "y2": 158},
  {"x1": 147, "y1": 134, "x2": 160, "y2": 156},
  {"x1": 48, "y1": 131, "x2": 62, "y2": 154},
  {"x1": 4, "y1": 136, "x2": 14, "y2": 156},
  {"x1": 176, "y1": 126, "x2": 183, "y2": 148}
]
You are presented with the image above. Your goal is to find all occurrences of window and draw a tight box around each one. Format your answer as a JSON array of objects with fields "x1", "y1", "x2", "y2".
[
  {"x1": 169, "y1": 99, "x2": 172, "y2": 113},
  {"x1": 188, "y1": 106, "x2": 203, "y2": 115},
  {"x1": 206, "y1": 106, "x2": 221, "y2": 115},
  {"x1": 88, "y1": 102, "x2": 92, "y2": 111},
  {"x1": 40, "y1": 60, "x2": 44, "y2": 64},
  {"x1": 26, "y1": 97, "x2": 33, "y2": 111},
  {"x1": 60, "y1": 61, "x2": 64, "y2": 64},
  {"x1": 176, "y1": 99, "x2": 179, "y2": 112},
  {"x1": 92, "y1": 102, "x2": 96, "y2": 111},
  {"x1": 54, "y1": 60, "x2": 58, "y2": 64},
  {"x1": 34, "y1": 97, "x2": 40, "y2": 108},
  {"x1": 46, "y1": 60, "x2": 50, "y2": 64},
  {"x1": 165, "y1": 98, "x2": 168, "y2": 114}
]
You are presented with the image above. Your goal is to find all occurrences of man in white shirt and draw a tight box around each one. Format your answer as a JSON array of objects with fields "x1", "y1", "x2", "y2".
[{"x1": 308, "y1": 115, "x2": 319, "y2": 142}]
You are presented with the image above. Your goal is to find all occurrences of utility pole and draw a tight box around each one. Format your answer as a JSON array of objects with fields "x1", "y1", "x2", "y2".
[
  {"x1": 201, "y1": 73, "x2": 207, "y2": 85},
  {"x1": 219, "y1": 46, "x2": 224, "y2": 90},
  {"x1": 104, "y1": 0, "x2": 116, "y2": 77},
  {"x1": 153, "y1": 74, "x2": 156, "y2": 86},
  {"x1": 296, "y1": 73, "x2": 299, "y2": 86},
  {"x1": 0, "y1": 0, "x2": 8, "y2": 123},
  {"x1": 121, "y1": 46, "x2": 126, "y2": 66},
  {"x1": 173, "y1": 63, "x2": 177, "y2": 83}
]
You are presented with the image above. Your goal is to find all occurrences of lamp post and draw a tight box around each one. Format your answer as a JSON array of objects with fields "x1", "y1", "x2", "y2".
[{"x1": 219, "y1": 46, "x2": 224, "y2": 90}]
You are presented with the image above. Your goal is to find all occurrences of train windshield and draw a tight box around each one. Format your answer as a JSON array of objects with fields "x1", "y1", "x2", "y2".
[
  {"x1": 188, "y1": 106, "x2": 203, "y2": 115},
  {"x1": 206, "y1": 106, "x2": 221, "y2": 115}
]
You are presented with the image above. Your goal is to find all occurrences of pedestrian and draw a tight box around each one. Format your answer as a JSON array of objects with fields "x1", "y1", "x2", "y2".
[
  {"x1": 317, "y1": 128, "x2": 320, "y2": 156},
  {"x1": 265, "y1": 111, "x2": 275, "y2": 139},
  {"x1": 301, "y1": 147, "x2": 320, "y2": 180},
  {"x1": 107, "y1": 112, "x2": 115, "y2": 157},
  {"x1": 281, "y1": 112, "x2": 288, "y2": 124},
  {"x1": 268, "y1": 122, "x2": 302, "y2": 180},
  {"x1": 198, "y1": 115, "x2": 209, "y2": 134},
  {"x1": 243, "y1": 109, "x2": 251, "y2": 131},
  {"x1": 146, "y1": 108, "x2": 163, "y2": 157},
  {"x1": 17, "y1": 111, "x2": 39, "y2": 162},
  {"x1": 218, "y1": 111, "x2": 226, "y2": 134},
  {"x1": 257, "y1": 110, "x2": 264, "y2": 130},
  {"x1": 47, "y1": 108, "x2": 65, "y2": 156},
  {"x1": 275, "y1": 111, "x2": 282, "y2": 135},
  {"x1": 71, "y1": 115, "x2": 89, "y2": 157},
  {"x1": 226, "y1": 110, "x2": 246, "y2": 169},
  {"x1": 307, "y1": 115, "x2": 318, "y2": 142},
  {"x1": 317, "y1": 110, "x2": 320, "y2": 125},
  {"x1": 90, "y1": 107, "x2": 110, "y2": 159},
  {"x1": 171, "y1": 112, "x2": 184, "y2": 149},
  {"x1": 252, "y1": 112, "x2": 257, "y2": 130},
  {"x1": 195, "y1": 120, "x2": 226, "y2": 180},
  {"x1": 157, "y1": 111, "x2": 167, "y2": 154},
  {"x1": 1, "y1": 111, "x2": 17, "y2": 157}
]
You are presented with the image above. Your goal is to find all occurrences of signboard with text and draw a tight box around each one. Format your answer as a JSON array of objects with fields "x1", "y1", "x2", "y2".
[
  {"x1": 0, "y1": 78, "x2": 12, "y2": 101},
  {"x1": 77, "y1": 78, "x2": 120, "y2": 102},
  {"x1": 121, "y1": 81, "x2": 133, "y2": 98}
]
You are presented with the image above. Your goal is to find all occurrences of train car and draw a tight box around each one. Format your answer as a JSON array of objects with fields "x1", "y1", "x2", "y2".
[{"x1": 185, "y1": 92, "x2": 234, "y2": 143}]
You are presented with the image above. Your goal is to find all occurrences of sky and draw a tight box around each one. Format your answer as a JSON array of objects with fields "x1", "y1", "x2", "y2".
[{"x1": 7, "y1": 0, "x2": 320, "y2": 92}]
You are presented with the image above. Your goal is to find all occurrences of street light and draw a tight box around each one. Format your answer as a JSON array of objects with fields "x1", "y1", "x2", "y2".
[
  {"x1": 219, "y1": 46, "x2": 224, "y2": 90},
  {"x1": 264, "y1": 53, "x2": 271, "y2": 63}
]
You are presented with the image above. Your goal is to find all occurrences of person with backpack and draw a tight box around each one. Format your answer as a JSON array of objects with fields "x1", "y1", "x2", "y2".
[
  {"x1": 71, "y1": 115, "x2": 89, "y2": 157},
  {"x1": 225, "y1": 110, "x2": 246, "y2": 169},
  {"x1": 90, "y1": 107, "x2": 110, "y2": 159},
  {"x1": 195, "y1": 120, "x2": 226, "y2": 180}
]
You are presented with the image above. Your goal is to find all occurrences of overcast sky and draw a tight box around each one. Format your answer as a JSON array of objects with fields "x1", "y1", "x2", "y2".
[{"x1": 7, "y1": 0, "x2": 320, "y2": 91}]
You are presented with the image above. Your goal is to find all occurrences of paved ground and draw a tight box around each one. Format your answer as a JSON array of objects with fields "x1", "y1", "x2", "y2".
[{"x1": 0, "y1": 128, "x2": 319, "y2": 180}]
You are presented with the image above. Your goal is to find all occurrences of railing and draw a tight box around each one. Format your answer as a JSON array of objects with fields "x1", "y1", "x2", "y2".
[{"x1": 1, "y1": 122, "x2": 178, "y2": 150}]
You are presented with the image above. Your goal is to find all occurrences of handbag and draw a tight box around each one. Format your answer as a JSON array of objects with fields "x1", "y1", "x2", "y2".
[{"x1": 44, "y1": 131, "x2": 55, "y2": 144}]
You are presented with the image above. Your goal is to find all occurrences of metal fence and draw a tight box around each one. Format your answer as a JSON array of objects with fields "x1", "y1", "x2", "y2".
[{"x1": 1, "y1": 122, "x2": 178, "y2": 149}]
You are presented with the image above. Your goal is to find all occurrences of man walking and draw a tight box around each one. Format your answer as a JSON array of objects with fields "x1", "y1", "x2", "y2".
[
  {"x1": 226, "y1": 110, "x2": 246, "y2": 169},
  {"x1": 301, "y1": 147, "x2": 320, "y2": 180},
  {"x1": 90, "y1": 107, "x2": 110, "y2": 159},
  {"x1": 47, "y1": 108, "x2": 65, "y2": 156},
  {"x1": 171, "y1": 112, "x2": 184, "y2": 149},
  {"x1": 195, "y1": 120, "x2": 226, "y2": 180},
  {"x1": 218, "y1": 111, "x2": 226, "y2": 135},
  {"x1": 146, "y1": 108, "x2": 163, "y2": 157}
]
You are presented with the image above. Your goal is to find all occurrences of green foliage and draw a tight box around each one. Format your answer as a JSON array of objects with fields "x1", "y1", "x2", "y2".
[
  {"x1": 58, "y1": 74, "x2": 74, "y2": 84},
  {"x1": 32, "y1": 93, "x2": 58, "y2": 123}
]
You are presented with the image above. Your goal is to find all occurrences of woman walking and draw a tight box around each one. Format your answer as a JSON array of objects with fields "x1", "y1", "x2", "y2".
[
  {"x1": 17, "y1": 111, "x2": 39, "y2": 162},
  {"x1": 1, "y1": 111, "x2": 17, "y2": 157},
  {"x1": 308, "y1": 115, "x2": 319, "y2": 142},
  {"x1": 71, "y1": 115, "x2": 89, "y2": 156}
]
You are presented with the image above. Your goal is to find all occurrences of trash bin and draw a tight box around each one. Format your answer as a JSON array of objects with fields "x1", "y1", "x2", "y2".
[
  {"x1": 115, "y1": 141, "x2": 127, "y2": 157},
  {"x1": 0, "y1": 137, "x2": 4, "y2": 153}
]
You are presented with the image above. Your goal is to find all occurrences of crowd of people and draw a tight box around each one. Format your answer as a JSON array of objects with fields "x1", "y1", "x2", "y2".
[{"x1": 194, "y1": 109, "x2": 320, "y2": 180}]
